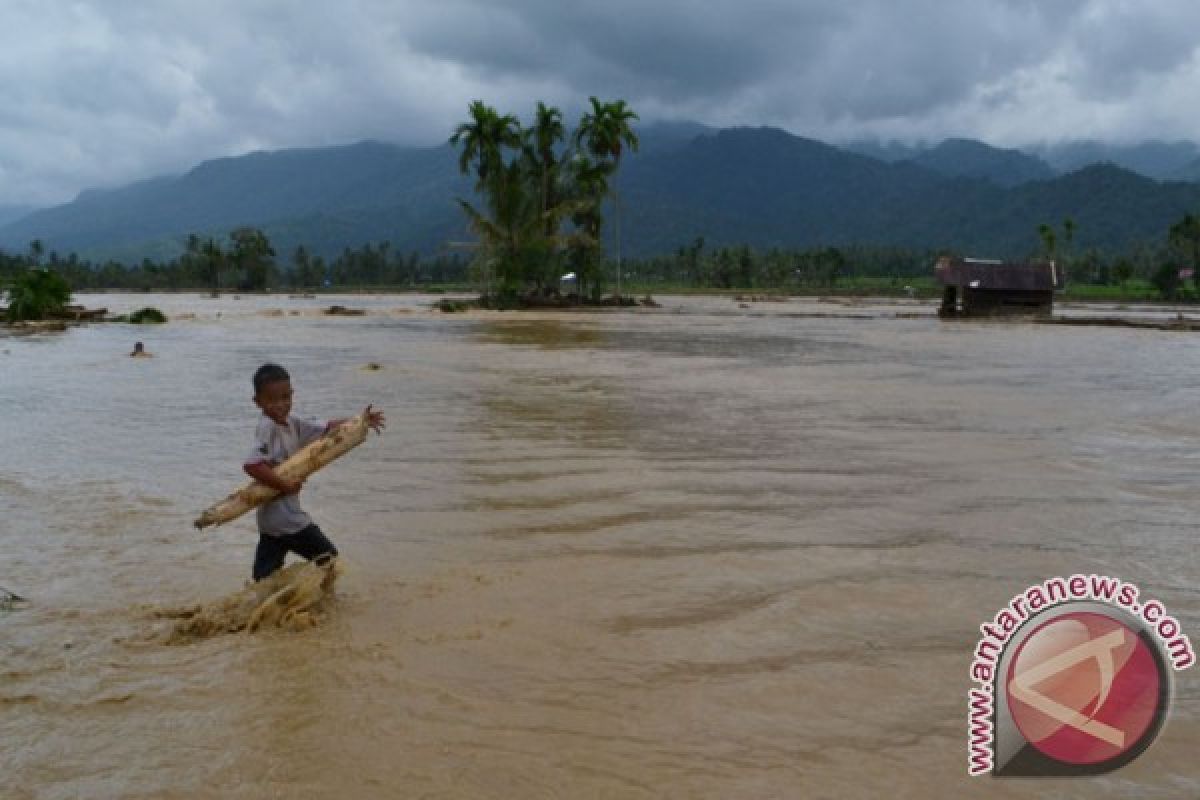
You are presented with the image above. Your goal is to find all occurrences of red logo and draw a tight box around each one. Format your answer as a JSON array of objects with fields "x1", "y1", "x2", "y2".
[{"x1": 1005, "y1": 611, "x2": 1163, "y2": 767}]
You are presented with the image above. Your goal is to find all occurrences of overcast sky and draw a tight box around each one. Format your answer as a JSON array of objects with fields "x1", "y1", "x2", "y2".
[{"x1": 3, "y1": 0, "x2": 1199, "y2": 206}]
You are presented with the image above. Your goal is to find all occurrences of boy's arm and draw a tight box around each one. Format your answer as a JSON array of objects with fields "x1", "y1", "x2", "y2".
[{"x1": 244, "y1": 461, "x2": 303, "y2": 495}]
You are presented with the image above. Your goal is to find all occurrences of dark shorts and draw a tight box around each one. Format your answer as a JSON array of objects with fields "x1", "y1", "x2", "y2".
[{"x1": 252, "y1": 523, "x2": 338, "y2": 581}]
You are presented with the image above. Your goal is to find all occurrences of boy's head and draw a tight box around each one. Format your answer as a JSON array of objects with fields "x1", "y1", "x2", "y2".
[{"x1": 253, "y1": 363, "x2": 293, "y2": 424}]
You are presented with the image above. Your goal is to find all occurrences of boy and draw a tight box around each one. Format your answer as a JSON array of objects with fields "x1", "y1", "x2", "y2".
[{"x1": 244, "y1": 363, "x2": 385, "y2": 581}]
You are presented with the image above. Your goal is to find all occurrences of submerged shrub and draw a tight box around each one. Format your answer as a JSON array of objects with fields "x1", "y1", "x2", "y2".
[
  {"x1": 128, "y1": 307, "x2": 167, "y2": 324},
  {"x1": 4, "y1": 269, "x2": 71, "y2": 322}
]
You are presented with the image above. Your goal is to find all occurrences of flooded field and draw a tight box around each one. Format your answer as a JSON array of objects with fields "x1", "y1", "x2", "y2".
[{"x1": 2, "y1": 292, "x2": 1198, "y2": 798}]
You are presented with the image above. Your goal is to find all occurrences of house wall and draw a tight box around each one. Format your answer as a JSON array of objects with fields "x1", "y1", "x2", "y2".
[{"x1": 962, "y1": 288, "x2": 1053, "y2": 315}]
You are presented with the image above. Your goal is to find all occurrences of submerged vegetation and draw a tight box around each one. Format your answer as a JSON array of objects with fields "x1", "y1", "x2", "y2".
[
  {"x1": 2, "y1": 267, "x2": 71, "y2": 322},
  {"x1": 126, "y1": 307, "x2": 167, "y2": 324}
]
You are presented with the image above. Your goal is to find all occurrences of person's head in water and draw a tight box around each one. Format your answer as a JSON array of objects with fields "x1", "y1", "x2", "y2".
[
  {"x1": 130, "y1": 341, "x2": 151, "y2": 357},
  {"x1": 253, "y1": 363, "x2": 293, "y2": 425}
]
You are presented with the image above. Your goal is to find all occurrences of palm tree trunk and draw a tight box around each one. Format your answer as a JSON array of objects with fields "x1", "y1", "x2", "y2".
[{"x1": 615, "y1": 177, "x2": 622, "y2": 299}]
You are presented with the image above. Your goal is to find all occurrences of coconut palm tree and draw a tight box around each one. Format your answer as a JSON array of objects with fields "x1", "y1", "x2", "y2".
[
  {"x1": 575, "y1": 97, "x2": 639, "y2": 297},
  {"x1": 450, "y1": 101, "x2": 521, "y2": 187},
  {"x1": 563, "y1": 153, "x2": 613, "y2": 299},
  {"x1": 201, "y1": 237, "x2": 225, "y2": 296},
  {"x1": 457, "y1": 158, "x2": 581, "y2": 299},
  {"x1": 525, "y1": 102, "x2": 565, "y2": 230},
  {"x1": 520, "y1": 103, "x2": 570, "y2": 292},
  {"x1": 1037, "y1": 223, "x2": 1057, "y2": 261}
]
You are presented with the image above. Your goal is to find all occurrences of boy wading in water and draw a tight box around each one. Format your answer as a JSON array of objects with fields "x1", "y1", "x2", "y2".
[{"x1": 244, "y1": 364, "x2": 385, "y2": 580}]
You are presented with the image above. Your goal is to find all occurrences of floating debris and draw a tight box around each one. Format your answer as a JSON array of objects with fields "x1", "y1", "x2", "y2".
[{"x1": 1, "y1": 585, "x2": 28, "y2": 612}]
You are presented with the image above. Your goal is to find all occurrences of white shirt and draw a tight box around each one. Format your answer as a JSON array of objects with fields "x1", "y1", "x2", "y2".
[{"x1": 244, "y1": 413, "x2": 327, "y2": 535}]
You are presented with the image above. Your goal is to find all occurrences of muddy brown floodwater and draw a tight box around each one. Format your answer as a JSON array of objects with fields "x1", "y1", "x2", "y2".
[{"x1": 2, "y1": 293, "x2": 1198, "y2": 798}]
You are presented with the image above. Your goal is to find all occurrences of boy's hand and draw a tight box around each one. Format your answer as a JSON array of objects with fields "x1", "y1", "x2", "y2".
[
  {"x1": 245, "y1": 461, "x2": 303, "y2": 495},
  {"x1": 364, "y1": 404, "x2": 386, "y2": 435}
]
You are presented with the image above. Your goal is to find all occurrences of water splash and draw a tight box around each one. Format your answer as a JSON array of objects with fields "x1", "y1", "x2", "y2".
[{"x1": 158, "y1": 558, "x2": 343, "y2": 642}]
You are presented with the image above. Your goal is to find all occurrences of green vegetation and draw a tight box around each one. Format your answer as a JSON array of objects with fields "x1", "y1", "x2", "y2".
[
  {"x1": 1168, "y1": 214, "x2": 1200, "y2": 294},
  {"x1": 450, "y1": 97, "x2": 638, "y2": 304},
  {"x1": 181, "y1": 228, "x2": 275, "y2": 292},
  {"x1": 576, "y1": 97, "x2": 639, "y2": 296},
  {"x1": 127, "y1": 307, "x2": 167, "y2": 324},
  {"x1": 1059, "y1": 281, "x2": 1160, "y2": 302},
  {"x1": 4, "y1": 228, "x2": 1200, "y2": 306},
  {"x1": 0, "y1": 233, "x2": 470, "y2": 292},
  {"x1": 230, "y1": 227, "x2": 276, "y2": 291},
  {"x1": 3, "y1": 267, "x2": 71, "y2": 322}
]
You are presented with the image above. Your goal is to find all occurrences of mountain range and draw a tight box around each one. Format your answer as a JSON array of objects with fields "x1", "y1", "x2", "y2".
[
  {"x1": 0, "y1": 204, "x2": 37, "y2": 227},
  {"x1": 844, "y1": 137, "x2": 1200, "y2": 182},
  {"x1": 4, "y1": 125, "x2": 1200, "y2": 264}
]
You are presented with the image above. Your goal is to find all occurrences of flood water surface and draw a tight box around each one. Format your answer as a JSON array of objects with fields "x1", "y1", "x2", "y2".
[{"x1": 2, "y1": 293, "x2": 1198, "y2": 798}]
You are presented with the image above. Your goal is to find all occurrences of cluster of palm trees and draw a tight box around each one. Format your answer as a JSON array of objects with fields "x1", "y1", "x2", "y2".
[
  {"x1": 184, "y1": 227, "x2": 276, "y2": 293},
  {"x1": 450, "y1": 97, "x2": 638, "y2": 302},
  {"x1": 1036, "y1": 218, "x2": 1075, "y2": 262}
]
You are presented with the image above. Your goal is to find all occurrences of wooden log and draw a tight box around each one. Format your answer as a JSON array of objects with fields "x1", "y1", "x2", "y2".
[{"x1": 194, "y1": 412, "x2": 370, "y2": 530}]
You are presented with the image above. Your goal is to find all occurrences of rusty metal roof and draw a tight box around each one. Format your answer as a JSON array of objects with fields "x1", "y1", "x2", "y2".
[{"x1": 935, "y1": 257, "x2": 1064, "y2": 291}]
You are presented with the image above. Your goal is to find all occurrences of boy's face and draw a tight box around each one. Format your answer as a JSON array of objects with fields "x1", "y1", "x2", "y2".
[{"x1": 254, "y1": 379, "x2": 293, "y2": 424}]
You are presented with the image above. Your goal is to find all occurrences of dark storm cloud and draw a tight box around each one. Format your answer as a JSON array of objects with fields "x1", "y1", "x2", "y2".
[
  {"x1": 2, "y1": 0, "x2": 1199, "y2": 206},
  {"x1": 401, "y1": 0, "x2": 1093, "y2": 125},
  {"x1": 404, "y1": 0, "x2": 845, "y2": 101}
]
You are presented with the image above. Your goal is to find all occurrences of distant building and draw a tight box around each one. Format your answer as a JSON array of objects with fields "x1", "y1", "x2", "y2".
[{"x1": 935, "y1": 257, "x2": 1064, "y2": 317}]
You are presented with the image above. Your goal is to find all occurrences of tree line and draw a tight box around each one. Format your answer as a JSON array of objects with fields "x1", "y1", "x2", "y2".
[
  {"x1": 0, "y1": 233, "x2": 470, "y2": 293},
  {"x1": 0, "y1": 228, "x2": 1192, "y2": 298}
]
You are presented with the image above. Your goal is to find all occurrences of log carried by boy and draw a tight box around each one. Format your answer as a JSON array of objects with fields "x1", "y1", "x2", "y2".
[{"x1": 193, "y1": 410, "x2": 371, "y2": 530}]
